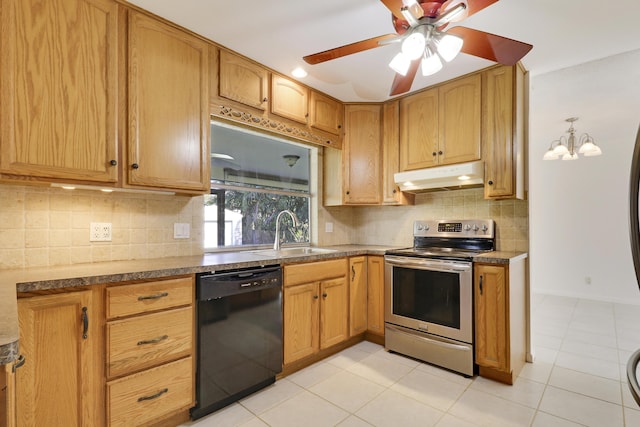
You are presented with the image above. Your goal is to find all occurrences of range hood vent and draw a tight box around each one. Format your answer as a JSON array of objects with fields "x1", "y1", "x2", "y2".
[{"x1": 394, "y1": 161, "x2": 484, "y2": 193}]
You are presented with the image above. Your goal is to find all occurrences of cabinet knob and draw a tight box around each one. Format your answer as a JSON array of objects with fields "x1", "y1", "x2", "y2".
[
  {"x1": 438, "y1": 150, "x2": 443, "y2": 155},
  {"x1": 392, "y1": 189, "x2": 397, "y2": 194},
  {"x1": 338, "y1": 125, "x2": 342, "y2": 129},
  {"x1": 432, "y1": 152, "x2": 437, "y2": 156},
  {"x1": 109, "y1": 159, "x2": 117, "y2": 166},
  {"x1": 346, "y1": 191, "x2": 350, "y2": 195},
  {"x1": 313, "y1": 295, "x2": 319, "y2": 300},
  {"x1": 488, "y1": 180, "x2": 494, "y2": 185},
  {"x1": 262, "y1": 97, "x2": 268, "y2": 102},
  {"x1": 322, "y1": 293, "x2": 328, "y2": 299},
  {"x1": 131, "y1": 163, "x2": 139, "y2": 169}
]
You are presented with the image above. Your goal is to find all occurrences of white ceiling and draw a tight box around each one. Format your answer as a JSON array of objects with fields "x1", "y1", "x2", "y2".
[{"x1": 126, "y1": 0, "x2": 640, "y2": 103}]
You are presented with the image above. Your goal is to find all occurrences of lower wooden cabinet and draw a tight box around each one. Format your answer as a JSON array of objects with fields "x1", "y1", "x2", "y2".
[
  {"x1": 366, "y1": 256, "x2": 385, "y2": 337},
  {"x1": 107, "y1": 357, "x2": 193, "y2": 426},
  {"x1": 16, "y1": 289, "x2": 102, "y2": 427},
  {"x1": 283, "y1": 259, "x2": 348, "y2": 365},
  {"x1": 474, "y1": 260, "x2": 526, "y2": 384},
  {"x1": 105, "y1": 276, "x2": 195, "y2": 426},
  {"x1": 349, "y1": 256, "x2": 368, "y2": 336}
]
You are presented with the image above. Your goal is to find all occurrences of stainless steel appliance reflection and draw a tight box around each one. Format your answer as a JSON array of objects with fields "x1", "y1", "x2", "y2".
[{"x1": 384, "y1": 219, "x2": 495, "y2": 377}]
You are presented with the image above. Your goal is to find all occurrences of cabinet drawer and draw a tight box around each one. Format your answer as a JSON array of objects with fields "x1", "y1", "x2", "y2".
[
  {"x1": 107, "y1": 306, "x2": 193, "y2": 378},
  {"x1": 107, "y1": 357, "x2": 193, "y2": 427},
  {"x1": 284, "y1": 258, "x2": 347, "y2": 287},
  {"x1": 106, "y1": 277, "x2": 193, "y2": 318}
]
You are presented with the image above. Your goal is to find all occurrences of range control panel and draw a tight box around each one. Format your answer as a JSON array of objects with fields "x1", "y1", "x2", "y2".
[{"x1": 414, "y1": 219, "x2": 495, "y2": 239}]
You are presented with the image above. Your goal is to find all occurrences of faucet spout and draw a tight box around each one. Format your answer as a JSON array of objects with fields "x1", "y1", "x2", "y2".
[{"x1": 274, "y1": 210, "x2": 300, "y2": 251}]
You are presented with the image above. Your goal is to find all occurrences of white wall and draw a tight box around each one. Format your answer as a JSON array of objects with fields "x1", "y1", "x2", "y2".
[{"x1": 529, "y1": 48, "x2": 640, "y2": 304}]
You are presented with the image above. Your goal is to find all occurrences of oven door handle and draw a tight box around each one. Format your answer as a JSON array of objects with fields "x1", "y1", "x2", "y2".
[
  {"x1": 386, "y1": 324, "x2": 471, "y2": 351},
  {"x1": 385, "y1": 256, "x2": 470, "y2": 273}
]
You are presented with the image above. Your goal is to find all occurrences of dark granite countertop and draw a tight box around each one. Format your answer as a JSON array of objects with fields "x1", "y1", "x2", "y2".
[{"x1": 0, "y1": 245, "x2": 526, "y2": 364}]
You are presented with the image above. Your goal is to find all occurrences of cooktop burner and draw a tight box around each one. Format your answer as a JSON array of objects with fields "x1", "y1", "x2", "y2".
[{"x1": 386, "y1": 219, "x2": 496, "y2": 261}]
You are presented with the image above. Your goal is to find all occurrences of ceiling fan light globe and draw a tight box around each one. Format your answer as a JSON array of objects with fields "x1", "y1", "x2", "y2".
[
  {"x1": 421, "y1": 50, "x2": 443, "y2": 76},
  {"x1": 389, "y1": 52, "x2": 411, "y2": 76},
  {"x1": 401, "y1": 33, "x2": 426, "y2": 60},
  {"x1": 435, "y1": 33, "x2": 463, "y2": 62}
]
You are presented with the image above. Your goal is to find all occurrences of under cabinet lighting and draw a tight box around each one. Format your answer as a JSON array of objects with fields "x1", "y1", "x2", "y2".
[{"x1": 51, "y1": 183, "x2": 175, "y2": 195}]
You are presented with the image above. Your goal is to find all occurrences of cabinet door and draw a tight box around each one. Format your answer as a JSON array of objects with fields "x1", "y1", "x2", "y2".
[
  {"x1": 483, "y1": 65, "x2": 525, "y2": 200},
  {"x1": 367, "y1": 256, "x2": 385, "y2": 336},
  {"x1": 438, "y1": 74, "x2": 481, "y2": 165},
  {"x1": 17, "y1": 291, "x2": 99, "y2": 427},
  {"x1": 349, "y1": 257, "x2": 368, "y2": 337},
  {"x1": 382, "y1": 101, "x2": 414, "y2": 205},
  {"x1": 343, "y1": 104, "x2": 382, "y2": 204},
  {"x1": 218, "y1": 49, "x2": 269, "y2": 111},
  {"x1": 399, "y1": 88, "x2": 439, "y2": 170},
  {"x1": 283, "y1": 283, "x2": 319, "y2": 364},
  {"x1": 475, "y1": 264, "x2": 508, "y2": 372},
  {"x1": 271, "y1": 75, "x2": 309, "y2": 124},
  {"x1": 309, "y1": 91, "x2": 343, "y2": 135},
  {"x1": 1, "y1": 363, "x2": 15, "y2": 427},
  {"x1": 320, "y1": 277, "x2": 349, "y2": 349},
  {"x1": 127, "y1": 11, "x2": 210, "y2": 192},
  {"x1": 0, "y1": 0, "x2": 119, "y2": 183}
]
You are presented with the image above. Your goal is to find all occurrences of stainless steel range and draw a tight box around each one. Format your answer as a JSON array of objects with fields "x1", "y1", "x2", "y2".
[{"x1": 384, "y1": 219, "x2": 495, "y2": 376}]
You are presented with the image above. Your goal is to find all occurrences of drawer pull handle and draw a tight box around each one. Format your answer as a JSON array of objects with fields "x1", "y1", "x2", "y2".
[
  {"x1": 138, "y1": 292, "x2": 169, "y2": 301},
  {"x1": 137, "y1": 335, "x2": 169, "y2": 346},
  {"x1": 13, "y1": 354, "x2": 26, "y2": 373},
  {"x1": 137, "y1": 388, "x2": 168, "y2": 402},
  {"x1": 81, "y1": 306, "x2": 89, "y2": 339}
]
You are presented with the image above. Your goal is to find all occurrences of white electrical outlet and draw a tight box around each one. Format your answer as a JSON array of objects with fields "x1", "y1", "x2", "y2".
[
  {"x1": 90, "y1": 222, "x2": 112, "y2": 242},
  {"x1": 325, "y1": 222, "x2": 334, "y2": 233}
]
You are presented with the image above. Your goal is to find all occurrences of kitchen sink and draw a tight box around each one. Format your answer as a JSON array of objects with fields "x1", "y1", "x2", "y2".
[{"x1": 249, "y1": 247, "x2": 338, "y2": 257}]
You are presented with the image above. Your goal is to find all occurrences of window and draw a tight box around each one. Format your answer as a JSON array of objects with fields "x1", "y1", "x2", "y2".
[{"x1": 205, "y1": 122, "x2": 313, "y2": 250}]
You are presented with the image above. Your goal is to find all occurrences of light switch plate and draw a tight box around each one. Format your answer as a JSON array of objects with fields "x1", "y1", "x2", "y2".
[
  {"x1": 174, "y1": 223, "x2": 191, "y2": 239},
  {"x1": 90, "y1": 222, "x2": 112, "y2": 241}
]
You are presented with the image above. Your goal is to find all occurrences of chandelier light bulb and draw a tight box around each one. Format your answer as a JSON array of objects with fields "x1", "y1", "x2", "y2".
[
  {"x1": 543, "y1": 149, "x2": 559, "y2": 160},
  {"x1": 562, "y1": 152, "x2": 579, "y2": 161}
]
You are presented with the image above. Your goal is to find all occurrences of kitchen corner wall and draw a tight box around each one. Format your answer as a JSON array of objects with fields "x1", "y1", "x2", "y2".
[
  {"x1": 0, "y1": 184, "x2": 204, "y2": 270},
  {"x1": 319, "y1": 188, "x2": 529, "y2": 252}
]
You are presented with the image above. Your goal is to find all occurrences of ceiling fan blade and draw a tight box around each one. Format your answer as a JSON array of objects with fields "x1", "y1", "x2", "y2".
[
  {"x1": 389, "y1": 59, "x2": 420, "y2": 96},
  {"x1": 441, "y1": 0, "x2": 499, "y2": 23},
  {"x1": 303, "y1": 34, "x2": 398, "y2": 65},
  {"x1": 446, "y1": 26, "x2": 532, "y2": 66},
  {"x1": 380, "y1": 0, "x2": 406, "y2": 20}
]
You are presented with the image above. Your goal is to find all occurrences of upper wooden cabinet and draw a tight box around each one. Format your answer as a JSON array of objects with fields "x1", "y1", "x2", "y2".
[
  {"x1": 382, "y1": 101, "x2": 414, "y2": 205},
  {"x1": 309, "y1": 91, "x2": 344, "y2": 135},
  {"x1": 217, "y1": 49, "x2": 269, "y2": 111},
  {"x1": 0, "y1": 0, "x2": 120, "y2": 183},
  {"x1": 127, "y1": 11, "x2": 210, "y2": 192},
  {"x1": 270, "y1": 75, "x2": 309, "y2": 124},
  {"x1": 400, "y1": 73, "x2": 481, "y2": 171},
  {"x1": 343, "y1": 104, "x2": 382, "y2": 204},
  {"x1": 482, "y1": 64, "x2": 526, "y2": 200}
]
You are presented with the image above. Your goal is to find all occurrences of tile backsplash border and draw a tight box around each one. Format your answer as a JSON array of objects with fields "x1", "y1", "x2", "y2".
[{"x1": 0, "y1": 184, "x2": 204, "y2": 270}]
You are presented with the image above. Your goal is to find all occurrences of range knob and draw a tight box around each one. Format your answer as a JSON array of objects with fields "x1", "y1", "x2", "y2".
[
  {"x1": 481, "y1": 225, "x2": 488, "y2": 232},
  {"x1": 417, "y1": 224, "x2": 424, "y2": 231},
  {"x1": 464, "y1": 224, "x2": 471, "y2": 231},
  {"x1": 472, "y1": 224, "x2": 479, "y2": 231}
]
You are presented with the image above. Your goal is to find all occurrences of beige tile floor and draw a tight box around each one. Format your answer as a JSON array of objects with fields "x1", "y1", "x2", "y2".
[{"x1": 181, "y1": 293, "x2": 640, "y2": 427}]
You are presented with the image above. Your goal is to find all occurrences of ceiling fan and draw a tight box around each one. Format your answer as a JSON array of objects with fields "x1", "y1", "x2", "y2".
[{"x1": 303, "y1": 0, "x2": 533, "y2": 96}]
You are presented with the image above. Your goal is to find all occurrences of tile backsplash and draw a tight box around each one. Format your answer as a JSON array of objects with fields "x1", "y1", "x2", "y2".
[
  {"x1": 0, "y1": 185, "x2": 204, "y2": 269},
  {"x1": 320, "y1": 187, "x2": 529, "y2": 252}
]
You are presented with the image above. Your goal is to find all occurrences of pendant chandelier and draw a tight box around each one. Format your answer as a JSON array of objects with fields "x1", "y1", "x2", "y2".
[{"x1": 543, "y1": 117, "x2": 603, "y2": 161}]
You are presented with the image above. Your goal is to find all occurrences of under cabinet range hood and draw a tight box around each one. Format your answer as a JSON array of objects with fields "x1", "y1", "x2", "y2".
[{"x1": 394, "y1": 161, "x2": 484, "y2": 193}]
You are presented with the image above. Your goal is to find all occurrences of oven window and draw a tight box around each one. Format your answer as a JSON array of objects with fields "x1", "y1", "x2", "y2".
[{"x1": 392, "y1": 267, "x2": 461, "y2": 329}]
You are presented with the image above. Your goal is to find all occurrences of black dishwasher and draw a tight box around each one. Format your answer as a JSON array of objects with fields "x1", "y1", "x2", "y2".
[{"x1": 191, "y1": 265, "x2": 283, "y2": 420}]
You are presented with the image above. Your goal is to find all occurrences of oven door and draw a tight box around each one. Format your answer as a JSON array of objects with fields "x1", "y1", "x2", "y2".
[{"x1": 384, "y1": 255, "x2": 473, "y2": 344}]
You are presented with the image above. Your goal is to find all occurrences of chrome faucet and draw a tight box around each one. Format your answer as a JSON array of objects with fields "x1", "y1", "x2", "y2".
[{"x1": 274, "y1": 210, "x2": 300, "y2": 251}]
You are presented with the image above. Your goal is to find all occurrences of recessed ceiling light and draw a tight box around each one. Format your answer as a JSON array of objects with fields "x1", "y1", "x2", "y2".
[{"x1": 291, "y1": 67, "x2": 308, "y2": 78}]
